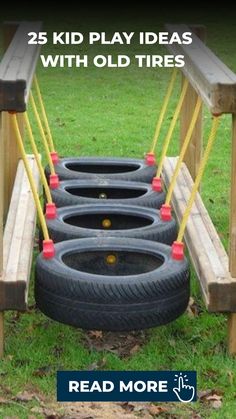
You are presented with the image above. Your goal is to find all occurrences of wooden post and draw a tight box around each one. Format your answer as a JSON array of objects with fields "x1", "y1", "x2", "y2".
[
  {"x1": 0, "y1": 112, "x2": 4, "y2": 357},
  {"x1": 0, "y1": 22, "x2": 22, "y2": 356},
  {"x1": 228, "y1": 113, "x2": 236, "y2": 355},
  {"x1": 2, "y1": 113, "x2": 23, "y2": 218},
  {"x1": 180, "y1": 26, "x2": 206, "y2": 180},
  {"x1": 2, "y1": 22, "x2": 23, "y2": 218},
  {"x1": 180, "y1": 85, "x2": 203, "y2": 180}
]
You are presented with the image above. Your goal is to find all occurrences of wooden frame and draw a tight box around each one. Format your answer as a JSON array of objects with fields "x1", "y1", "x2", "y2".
[
  {"x1": 166, "y1": 24, "x2": 236, "y2": 114},
  {"x1": 164, "y1": 24, "x2": 236, "y2": 354},
  {"x1": 0, "y1": 22, "x2": 42, "y2": 356},
  {"x1": 1, "y1": 21, "x2": 236, "y2": 355}
]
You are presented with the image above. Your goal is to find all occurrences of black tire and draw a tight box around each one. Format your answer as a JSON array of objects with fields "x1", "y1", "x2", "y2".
[
  {"x1": 50, "y1": 179, "x2": 166, "y2": 209},
  {"x1": 35, "y1": 237, "x2": 190, "y2": 331},
  {"x1": 45, "y1": 157, "x2": 156, "y2": 183},
  {"x1": 43, "y1": 204, "x2": 177, "y2": 246}
]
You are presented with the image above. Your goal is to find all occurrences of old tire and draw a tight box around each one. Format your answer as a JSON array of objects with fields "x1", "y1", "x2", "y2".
[
  {"x1": 45, "y1": 157, "x2": 156, "y2": 183},
  {"x1": 50, "y1": 179, "x2": 166, "y2": 209},
  {"x1": 42, "y1": 204, "x2": 177, "y2": 246},
  {"x1": 35, "y1": 237, "x2": 190, "y2": 331}
]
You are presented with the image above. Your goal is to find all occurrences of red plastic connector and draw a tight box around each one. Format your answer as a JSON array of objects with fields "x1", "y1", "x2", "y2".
[
  {"x1": 160, "y1": 204, "x2": 172, "y2": 221},
  {"x1": 171, "y1": 241, "x2": 185, "y2": 261},
  {"x1": 49, "y1": 174, "x2": 60, "y2": 189},
  {"x1": 45, "y1": 203, "x2": 57, "y2": 219},
  {"x1": 43, "y1": 239, "x2": 55, "y2": 259},
  {"x1": 152, "y1": 176, "x2": 162, "y2": 192},
  {"x1": 50, "y1": 151, "x2": 59, "y2": 165},
  {"x1": 145, "y1": 152, "x2": 156, "y2": 166}
]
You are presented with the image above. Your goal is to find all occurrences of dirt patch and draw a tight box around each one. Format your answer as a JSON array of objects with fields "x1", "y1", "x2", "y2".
[
  {"x1": 82, "y1": 330, "x2": 149, "y2": 359},
  {"x1": 29, "y1": 401, "x2": 178, "y2": 418}
]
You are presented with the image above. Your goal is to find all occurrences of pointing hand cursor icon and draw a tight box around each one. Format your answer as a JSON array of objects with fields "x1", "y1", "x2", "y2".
[{"x1": 173, "y1": 374, "x2": 195, "y2": 403}]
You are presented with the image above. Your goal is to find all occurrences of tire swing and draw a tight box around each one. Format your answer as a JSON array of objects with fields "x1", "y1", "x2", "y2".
[
  {"x1": 32, "y1": 71, "x2": 177, "y2": 183},
  {"x1": 31, "y1": 76, "x2": 189, "y2": 209},
  {"x1": 49, "y1": 179, "x2": 166, "y2": 209},
  {"x1": 9, "y1": 109, "x2": 221, "y2": 332},
  {"x1": 41, "y1": 97, "x2": 202, "y2": 247},
  {"x1": 41, "y1": 204, "x2": 178, "y2": 247},
  {"x1": 20, "y1": 108, "x2": 175, "y2": 247}
]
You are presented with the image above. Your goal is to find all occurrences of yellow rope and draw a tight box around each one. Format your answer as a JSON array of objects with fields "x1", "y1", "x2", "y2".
[
  {"x1": 150, "y1": 68, "x2": 178, "y2": 154},
  {"x1": 165, "y1": 96, "x2": 202, "y2": 205},
  {"x1": 29, "y1": 92, "x2": 55, "y2": 175},
  {"x1": 23, "y1": 112, "x2": 53, "y2": 204},
  {"x1": 156, "y1": 78, "x2": 189, "y2": 178},
  {"x1": 177, "y1": 116, "x2": 220, "y2": 243},
  {"x1": 33, "y1": 75, "x2": 55, "y2": 152},
  {"x1": 10, "y1": 113, "x2": 50, "y2": 241}
]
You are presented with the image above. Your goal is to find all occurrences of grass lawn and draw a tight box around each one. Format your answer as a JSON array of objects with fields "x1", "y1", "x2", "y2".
[{"x1": 1, "y1": 10, "x2": 236, "y2": 418}]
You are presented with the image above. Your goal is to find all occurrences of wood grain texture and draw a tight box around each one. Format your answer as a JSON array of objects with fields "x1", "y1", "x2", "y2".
[
  {"x1": 2, "y1": 112, "x2": 23, "y2": 217},
  {"x1": 162, "y1": 157, "x2": 236, "y2": 312},
  {"x1": 0, "y1": 22, "x2": 42, "y2": 112},
  {"x1": 0, "y1": 156, "x2": 40, "y2": 311},
  {"x1": 165, "y1": 24, "x2": 236, "y2": 114},
  {"x1": 180, "y1": 81, "x2": 203, "y2": 179},
  {"x1": 228, "y1": 113, "x2": 236, "y2": 354},
  {"x1": 228, "y1": 314, "x2": 236, "y2": 355},
  {"x1": 0, "y1": 112, "x2": 4, "y2": 357}
]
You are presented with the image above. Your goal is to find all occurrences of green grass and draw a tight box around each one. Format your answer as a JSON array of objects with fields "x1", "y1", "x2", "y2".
[{"x1": 1, "y1": 11, "x2": 236, "y2": 418}]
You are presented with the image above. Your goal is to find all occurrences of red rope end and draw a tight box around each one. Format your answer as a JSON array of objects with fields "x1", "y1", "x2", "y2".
[
  {"x1": 212, "y1": 112, "x2": 222, "y2": 117},
  {"x1": 171, "y1": 241, "x2": 185, "y2": 261},
  {"x1": 45, "y1": 203, "x2": 57, "y2": 219},
  {"x1": 160, "y1": 204, "x2": 172, "y2": 221},
  {"x1": 50, "y1": 174, "x2": 60, "y2": 189},
  {"x1": 43, "y1": 239, "x2": 55, "y2": 259},
  {"x1": 50, "y1": 151, "x2": 59, "y2": 165},
  {"x1": 152, "y1": 176, "x2": 162, "y2": 192},
  {"x1": 145, "y1": 152, "x2": 156, "y2": 166}
]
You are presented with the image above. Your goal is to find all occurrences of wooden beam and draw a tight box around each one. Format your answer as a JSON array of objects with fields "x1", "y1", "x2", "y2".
[
  {"x1": 165, "y1": 24, "x2": 236, "y2": 114},
  {"x1": 228, "y1": 113, "x2": 236, "y2": 355},
  {"x1": 0, "y1": 21, "x2": 42, "y2": 112},
  {"x1": 162, "y1": 157, "x2": 236, "y2": 312},
  {"x1": 228, "y1": 315, "x2": 236, "y2": 356},
  {"x1": 3, "y1": 21, "x2": 19, "y2": 50},
  {"x1": 0, "y1": 156, "x2": 40, "y2": 311},
  {"x1": 0, "y1": 112, "x2": 4, "y2": 357},
  {"x1": 2, "y1": 113, "x2": 24, "y2": 218},
  {"x1": 0, "y1": 314, "x2": 3, "y2": 358},
  {"x1": 179, "y1": 23, "x2": 205, "y2": 180},
  {"x1": 180, "y1": 78, "x2": 203, "y2": 180},
  {"x1": 2, "y1": 23, "x2": 25, "y2": 216},
  {"x1": 229, "y1": 114, "x2": 236, "y2": 275}
]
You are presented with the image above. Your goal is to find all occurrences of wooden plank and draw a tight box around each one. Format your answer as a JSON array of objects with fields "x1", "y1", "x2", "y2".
[
  {"x1": 2, "y1": 24, "x2": 25, "y2": 217},
  {"x1": 229, "y1": 114, "x2": 236, "y2": 275},
  {"x1": 0, "y1": 112, "x2": 4, "y2": 357},
  {"x1": 0, "y1": 156, "x2": 40, "y2": 311},
  {"x1": 2, "y1": 112, "x2": 23, "y2": 218},
  {"x1": 0, "y1": 22, "x2": 42, "y2": 112},
  {"x1": 228, "y1": 113, "x2": 236, "y2": 354},
  {"x1": 228, "y1": 315, "x2": 236, "y2": 356},
  {"x1": 0, "y1": 314, "x2": 3, "y2": 358},
  {"x1": 180, "y1": 25, "x2": 204, "y2": 179},
  {"x1": 162, "y1": 157, "x2": 236, "y2": 312},
  {"x1": 180, "y1": 82, "x2": 203, "y2": 179},
  {"x1": 165, "y1": 24, "x2": 236, "y2": 114}
]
